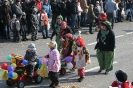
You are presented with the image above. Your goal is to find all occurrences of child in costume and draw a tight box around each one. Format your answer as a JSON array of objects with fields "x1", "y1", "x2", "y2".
[
  {"x1": 24, "y1": 43, "x2": 38, "y2": 77},
  {"x1": 109, "y1": 70, "x2": 133, "y2": 88},
  {"x1": 50, "y1": 15, "x2": 63, "y2": 53},
  {"x1": 72, "y1": 31, "x2": 91, "y2": 82},
  {"x1": 45, "y1": 41, "x2": 61, "y2": 88}
]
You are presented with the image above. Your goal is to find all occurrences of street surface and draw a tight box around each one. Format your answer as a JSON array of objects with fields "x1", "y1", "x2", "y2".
[{"x1": 0, "y1": 20, "x2": 133, "y2": 88}]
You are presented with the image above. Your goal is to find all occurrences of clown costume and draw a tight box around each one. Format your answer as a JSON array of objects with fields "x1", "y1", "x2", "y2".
[{"x1": 72, "y1": 32, "x2": 91, "y2": 82}]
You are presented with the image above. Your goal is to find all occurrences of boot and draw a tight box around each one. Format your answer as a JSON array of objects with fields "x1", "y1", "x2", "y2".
[
  {"x1": 31, "y1": 36, "x2": 35, "y2": 41},
  {"x1": 78, "y1": 76, "x2": 84, "y2": 82},
  {"x1": 49, "y1": 82, "x2": 55, "y2": 87}
]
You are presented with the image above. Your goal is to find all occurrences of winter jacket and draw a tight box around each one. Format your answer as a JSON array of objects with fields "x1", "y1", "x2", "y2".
[
  {"x1": 105, "y1": 0, "x2": 117, "y2": 13},
  {"x1": 42, "y1": 12, "x2": 49, "y2": 26},
  {"x1": 94, "y1": 6, "x2": 102, "y2": 17},
  {"x1": 51, "y1": 1, "x2": 60, "y2": 15},
  {"x1": 48, "y1": 49, "x2": 61, "y2": 72},
  {"x1": 66, "y1": 0, "x2": 71, "y2": 15},
  {"x1": 10, "y1": 19, "x2": 21, "y2": 31},
  {"x1": 12, "y1": 3, "x2": 23, "y2": 19},
  {"x1": 96, "y1": 29, "x2": 115, "y2": 51},
  {"x1": 43, "y1": 4, "x2": 51, "y2": 17},
  {"x1": 24, "y1": 50, "x2": 37, "y2": 64},
  {"x1": 1, "y1": 4, "x2": 12, "y2": 25},
  {"x1": 60, "y1": 1, "x2": 67, "y2": 16},
  {"x1": 79, "y1": 0, "x2": 89, "y2": 13},
  {"x1": 70, "y1": 0, "x2": 78, "y2": 14}
]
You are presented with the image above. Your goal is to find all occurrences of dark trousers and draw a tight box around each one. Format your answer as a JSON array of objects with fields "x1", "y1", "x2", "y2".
[
  {"x1": 61, "y1": 14, "x2": 67, "y2": 21},
  {"x1": 81, "y1": 13, "x2": 87, "y2": 26},
  {"x1": 41, "y1": 25, "x2": 49, "y2": 38},
  {"x1": 0, "y1": 22, "x2": 4, "y2": 37},
  {"x1": 77, "y1": 15, "x2": 81, "y2": 28},
  {"x1": 118, "y1": 9, "x2": 122, "y2": 21},
  {"x1": 31, "y1": 25, "x2": 38, "y2": 40},
  {"x1": 3, "y1": 24, "x2": 10, "y2": 39},
  {"x1": 67, "y1": 15, "x2": 71, "y2": 26},
  {"x1": 27, "y1": 64, "x2": 35, "y2": 76},
  {"x1": 13, "y1": 30, "x2": 21, "y2": 42},
  {"x1": 89, "y1": 23, "x2": 93, "y2": 32},
  {"x1": 26, "y1": 15, "x2": 31, "y2": 34},
  {"x1": 49, "y1": 71, "x2": 59, "y2": 86},
  {"x1": 106, "y1": 12, "x2": 114, "y2": 29},
  {"x1": 52, "y1": 13, "x2": 58, "y2": 29},
  {"x1": 21, "y1": 25, "x2": 27, "y2": 40}
]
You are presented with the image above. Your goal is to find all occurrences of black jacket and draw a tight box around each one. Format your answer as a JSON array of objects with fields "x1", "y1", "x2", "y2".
[
  {"x1": 95, "y1": 29, "x2": 115, "y2": 51},
  {"x1": 60, "y1": 1, "x2": 67, "y2": 15},
  {"x1": 51, "y1": 1, "x2": 61, "y2": 15},
  {"x1": 70, "y1": 0, "x2": 78, "y2": 14}
]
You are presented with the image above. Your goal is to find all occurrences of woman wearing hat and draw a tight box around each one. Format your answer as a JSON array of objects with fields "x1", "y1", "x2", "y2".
[{"x1": 95, "y1": 21, "x2": 115, "y2": 74}]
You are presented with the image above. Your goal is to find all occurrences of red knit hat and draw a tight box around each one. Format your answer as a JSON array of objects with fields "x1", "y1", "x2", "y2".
[{"x1": 99, "y1": 12, "x2": 107, "y2": 21}]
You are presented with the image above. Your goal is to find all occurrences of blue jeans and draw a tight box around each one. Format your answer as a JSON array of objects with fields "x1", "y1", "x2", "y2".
[
  {"x1": 41, "y1": 25, "x2": 49, "y2": 38},
  {"x1": 81, "y1": 13, "x2": 87, "y2": 26},
  {"x1": 70, "y1": 14, "x2": 77, "y2": 29}
]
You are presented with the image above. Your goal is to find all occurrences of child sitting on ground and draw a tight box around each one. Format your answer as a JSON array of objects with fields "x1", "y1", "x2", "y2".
[
  {"x1": 109, "y1": 70, "x2": 133, "y2": 88},
  {"x1": 24, "y1": 43, "x2": 38, "y2": 77}
]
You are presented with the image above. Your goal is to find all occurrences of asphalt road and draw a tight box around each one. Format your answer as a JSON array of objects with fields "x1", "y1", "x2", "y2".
[{"x1": 0, "y1": 20, "x2": 133, "y2": 88}]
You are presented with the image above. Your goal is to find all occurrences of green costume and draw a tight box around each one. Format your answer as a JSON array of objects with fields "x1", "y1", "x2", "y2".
[
  {"x1": 51, "y1": 15, "x2": 63, "y2": 53},
  {"x1": 95, "y1": 21, "x2": 115, "y2": 73}
]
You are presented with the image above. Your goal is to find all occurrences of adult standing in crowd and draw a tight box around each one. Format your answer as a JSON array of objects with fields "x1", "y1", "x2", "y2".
[
  {"x1": 104, "y1": 0, "x2": 117, "y2": 29},
  {"x1": 70, "y1": 0, "x2": 78, "y2": 30},
  {"x1": 1, "y1": 0, "x2": 12, "y2": 39},
  {"x1": 60, "y1": 0, "x2": 67, "y2": 21},
  {"x1": 66, "y1": 0, "x2": 71, "y2": 26},
  {"x1": 88, "y1": 4, "x2": 97, "y2": 34},
  {"x1": 51, "y1": 0, "x2": 61, "y2": 29},
  {"x1": 43, "y1": 0, "x2": 52, "y2": 18},
  {"x1": 79, "y1": 0, "x2": 89, "y2": 27},
  {"x1": 12, "y1": 0, "x2": 23, "y2": 20},
  {"x1": 22, "y1": 0, "x2": 32, "y2": 34},
  {"x1": 118, "y1": 0, "x2": 124, "y2": 22},
  {"x1": 0, "y1": 0, "x2": 3, "y2": 38},
  {"x1": 105, "y1": 0, "x2": 117, "y2": 29},
  {"x1": 95, "y1": 21, "x2": 115, "y2": 75}
]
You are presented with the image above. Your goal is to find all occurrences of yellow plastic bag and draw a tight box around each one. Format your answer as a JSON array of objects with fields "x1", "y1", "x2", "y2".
[
  {"x1": 38, "y1": 63, "x2": 48, "y2": 78},
  {"x1": 0, "y1": 69, "x2": 8, "y2": 80}
]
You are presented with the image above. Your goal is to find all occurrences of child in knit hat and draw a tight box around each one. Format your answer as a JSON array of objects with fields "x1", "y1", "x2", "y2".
[
  {"x1": 109, "y1": 70, "x2": 133, "y2": 88},
  {"x1": 24, "y1": 43, "x2": 38, "y2": 77}
]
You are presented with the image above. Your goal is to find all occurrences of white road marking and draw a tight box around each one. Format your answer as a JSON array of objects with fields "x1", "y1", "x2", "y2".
[
  {"x1": 87, "y1": 42, "x2": 97, "y2": 46},
  {"x1": 59, "y1": 61, "x2": 118, "y2": 80},
  {"x1": 115, "y1": 35, "x2": 124, "y2": 38},
  {"x1": 126, "y1": 32, "x2": 133, "y2": 35},
  {"x1": 87, "y1": 35, "x2": 124, "y2": 46}
]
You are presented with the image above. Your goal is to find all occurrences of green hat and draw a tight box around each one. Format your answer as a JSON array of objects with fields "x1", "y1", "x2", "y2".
[
  {"x1": 102, "y1": 21, "x2": 111, "y2": 26},
  {"x1": 57, "y1": 15, "x2": 63, "y2": 20}
]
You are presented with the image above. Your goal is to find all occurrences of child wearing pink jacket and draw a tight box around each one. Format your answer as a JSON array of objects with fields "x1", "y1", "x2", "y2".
[{"x1": 45, "y1": 41, "x2": 61, "y2": 88}]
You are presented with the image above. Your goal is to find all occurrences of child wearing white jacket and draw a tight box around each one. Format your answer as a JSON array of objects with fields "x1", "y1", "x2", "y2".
[{"x1": 77, "y1": 1, "x2": 83, "y2": 28}]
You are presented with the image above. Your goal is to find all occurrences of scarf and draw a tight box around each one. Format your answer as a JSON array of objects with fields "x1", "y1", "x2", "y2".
[{"x1": 100, "y1": 29, "x2": 109, "y2": 43}]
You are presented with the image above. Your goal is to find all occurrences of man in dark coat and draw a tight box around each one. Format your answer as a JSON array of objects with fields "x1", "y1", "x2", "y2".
[
  {"x1": 60, "y1": 0, "x2": 67, "y2": 21},
  {"x1": 1, "y1": 0, "x2": 12, "y2": 39},
  {"x1": 51, "y1": 0, "x2": 61, "y2": 29},
  {"x1": 12, "y1": 0, "x2": 23, "y2": 20},
  {"x1": 0, "y1": 0, "x2": 3, "y2": 38},
  {"x1": 22, "y1": 0, "x2": 32, "y2": 34}
]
